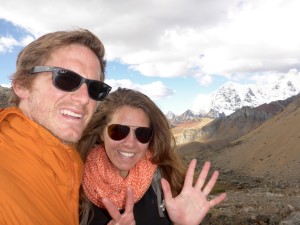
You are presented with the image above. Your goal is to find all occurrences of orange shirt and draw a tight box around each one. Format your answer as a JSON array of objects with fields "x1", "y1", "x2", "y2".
[{"x1": 0, "y1": 107, "x2": 83, "y2": 225}]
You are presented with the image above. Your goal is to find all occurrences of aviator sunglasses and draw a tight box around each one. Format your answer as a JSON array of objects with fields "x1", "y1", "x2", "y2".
[
  {"x1": 107, "y1": 124, "x2": 153, "y2": 144},
  {"x1": 30, "y1": 66, "x2": 112, "y2": 101}
]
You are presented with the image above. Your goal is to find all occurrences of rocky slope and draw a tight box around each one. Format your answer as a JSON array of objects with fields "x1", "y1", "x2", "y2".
[
  {"x1": 213, "y1": 94, "x2": 300, "y2": 183},
  {"x1": 175, "y1": 95, "x2": 297, "y2": 146},
  {"x1": 175, "y1": 94, "x2": 300, "y2": 224}
]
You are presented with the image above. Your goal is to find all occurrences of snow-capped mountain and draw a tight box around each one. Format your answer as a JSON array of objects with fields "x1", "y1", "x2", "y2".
[
  {"x1": 166, "y1": 69, "x2": 300, "y2": 120},
  {"x1": 195, "y1": 69, "x2": 300, "y2": 117},
  {"x1": 166, "y1": 111, "x2": 176, "y2": 120},
  {"x1": 167, "y1": 109, "x2": 203, "y2": 124},
  {"x1": 175, "y1": 109, "x2": 197, "y2": 121}
]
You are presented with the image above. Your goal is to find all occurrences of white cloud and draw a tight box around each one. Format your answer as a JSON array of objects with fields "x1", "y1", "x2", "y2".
[
  {"x1": 0, "y1": 33, "x2": 33, "y2": 54},
  {"x1": 106, "y1": 79, "x2": 174, "y2": 100},
  {"x1": 0, "y1": 83, "x2": 11, "y2": 88},
  {"x1": 195, "y1": 74, "x2": 213, "y2": 86},
  {"x1": 0, "y1": 35, "x2": 18, "y2": 53},
  {"x1": 19, "y1": 35, "x2": 35, "y2": 46},
  {"x1": 1, "y1": 0, "x2": 299, "y2": 85},
  {"x1": 192, "y1": 94, "x2": 212, "y2": 113},
  {"x1": 250, "y1": 68, "x2": 300, "y2": 86},
  {"x1": 136, "y1": 81, "x2": 175, "y2": 99}
]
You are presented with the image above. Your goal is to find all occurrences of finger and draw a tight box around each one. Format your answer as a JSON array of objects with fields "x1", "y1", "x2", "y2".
[
  {"x1": 202, "y1": 170, "x2": 219, "y2": 196},
  {"x1": 209, "y1": 192, "x2": 227, "y2": 208},
  {"x1": 194, "y1": 161, "x2": 211, "y2": 190},
  {"x1": 107, "y1": 221, "x2": 119, "y2": 225},
  {"x1": 102, "y1": 197, "x2": 121, "y2": 221},
  {"x1": 183, "y1": 159, "x2": 197, "y2": 188},
  {"x1": 161, "y1": 178, "x2": 172, "y2": 203},
  {"x1": 124, "y1": 186, "x2": 135, "y2": 214}
]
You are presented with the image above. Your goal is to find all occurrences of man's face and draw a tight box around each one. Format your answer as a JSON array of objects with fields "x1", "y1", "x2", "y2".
[{"x1": 17, "y1": 44, "x2": 101, "y2": 144}]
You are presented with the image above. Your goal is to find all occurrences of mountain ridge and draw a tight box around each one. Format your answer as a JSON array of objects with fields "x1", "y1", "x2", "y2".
[
  {"x1": 169, "y1": 69, "x2": 300, "y2": 119},
  {"x1": 174, "y1": 94, "x2": 298, "y2": 145},
  {"x1": 213, "y1": 93, "x2": 300, "y2": 182}
]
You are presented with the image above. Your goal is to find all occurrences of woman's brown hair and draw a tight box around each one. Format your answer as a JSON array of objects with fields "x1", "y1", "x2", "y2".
[{"x1": 77, "y1": 87, "x2": 187, "y2": 224}]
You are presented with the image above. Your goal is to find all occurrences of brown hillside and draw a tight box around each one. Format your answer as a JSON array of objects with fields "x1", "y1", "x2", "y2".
[
  {"x1": 172, "y1": 118, "x2": 213, "y2": 143},
  {"x1": 176, "y1": 141, "x2": 214, "y2": 156},
  {"x1": 173, "y1": 96, "x2": 296, "y2": 147},
  {"x1": 214, "y1": 95, "x2": 300, "y2": 182}
]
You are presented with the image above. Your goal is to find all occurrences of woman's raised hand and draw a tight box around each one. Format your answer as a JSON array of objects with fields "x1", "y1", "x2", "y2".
[
  {"x1": 103, "y1": 186, "x2": 136, "y2": 225},
  {"x1": 161, "y1": 159, "x2": 227, "y2": 225}
]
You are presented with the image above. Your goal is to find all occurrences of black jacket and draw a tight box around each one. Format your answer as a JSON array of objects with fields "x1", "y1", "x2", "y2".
[{"x1": 88, "y1": 185, "x2": 172, "y2": 225}]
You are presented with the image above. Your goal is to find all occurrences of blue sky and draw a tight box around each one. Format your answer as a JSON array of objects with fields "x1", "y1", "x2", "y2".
[{"x1": 1, "y1": 0, "x2": 300, "y2": 115}]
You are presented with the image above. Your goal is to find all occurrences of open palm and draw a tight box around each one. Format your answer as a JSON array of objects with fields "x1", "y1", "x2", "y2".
[{"x1": 161, "y1": 159, "x2": 227, "y2": 225}]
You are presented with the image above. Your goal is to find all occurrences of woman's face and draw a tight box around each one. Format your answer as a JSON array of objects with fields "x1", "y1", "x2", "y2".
[{"x1": 102, "y1": 105, "x2": 151, "y2": 178}]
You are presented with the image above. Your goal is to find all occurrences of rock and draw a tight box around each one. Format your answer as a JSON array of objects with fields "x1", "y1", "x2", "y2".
[{"x1": 279, "y1": 212, "x2": 300, "y2": 225}]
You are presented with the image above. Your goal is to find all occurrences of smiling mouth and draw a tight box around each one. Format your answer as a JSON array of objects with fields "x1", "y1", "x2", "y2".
[
  {"x1": 118, "y1": 151, "x2": 135, "y2": 158},
  {"x1": 61, "y1": 109, "x2": 82, "y2": 119}
]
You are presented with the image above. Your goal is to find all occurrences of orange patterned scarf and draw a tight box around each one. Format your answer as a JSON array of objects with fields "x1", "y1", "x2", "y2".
[{"x1": 83, "y1": 145, "x2": 157, "y2": 210}]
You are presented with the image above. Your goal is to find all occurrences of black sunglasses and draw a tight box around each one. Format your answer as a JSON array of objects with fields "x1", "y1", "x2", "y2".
[
  {"x1": 107, "y1": 124, "x2": 153, "y2": 144},
  {"x1": 30, "y1": 66, "x2": 112, "y2": 101}
]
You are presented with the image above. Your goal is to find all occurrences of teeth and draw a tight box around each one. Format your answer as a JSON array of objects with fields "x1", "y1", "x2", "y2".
[
  {"x1": 61, "y1": 110, "x2": 82, "y2": 118},
  {"x1": 119, "y1": 151, "x2": 135, "y2": 157}
]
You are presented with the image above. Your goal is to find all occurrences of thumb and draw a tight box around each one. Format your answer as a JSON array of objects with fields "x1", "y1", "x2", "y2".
[{"x1": 161, "y1": 178, "x2": 172, "y2": 203}]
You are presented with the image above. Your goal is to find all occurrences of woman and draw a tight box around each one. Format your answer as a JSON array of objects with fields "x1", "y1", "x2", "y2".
[{"x1": 77, "y1": 88, "x2": 226, "y2": 225}]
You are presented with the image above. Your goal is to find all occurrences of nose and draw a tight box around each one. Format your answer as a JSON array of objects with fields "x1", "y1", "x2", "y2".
[
  {"x1": 70, "y1": 83, "x2": 90, "y2": 105},
  {"x1": 122, "y1": 130, "x2": 136, "y2": 148}
]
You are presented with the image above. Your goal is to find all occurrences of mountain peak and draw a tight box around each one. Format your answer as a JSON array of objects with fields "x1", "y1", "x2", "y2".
[{"x1": 194, "y1": 71, "x2": 300, "y2": 117}]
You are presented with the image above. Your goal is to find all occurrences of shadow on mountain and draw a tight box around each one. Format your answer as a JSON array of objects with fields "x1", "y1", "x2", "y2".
[
  {"x1": 176, "y1": 94, "x2": 300, "y2": 183},
  {"x1": 213, "y1": 93, "x2": 300, "y2": 183},
  {"x1": 176, "y1": 94, "x2": 298, "y2": 151},
  {"x1": 175, "y1": 94, "x2": 300, "y2": 224}
]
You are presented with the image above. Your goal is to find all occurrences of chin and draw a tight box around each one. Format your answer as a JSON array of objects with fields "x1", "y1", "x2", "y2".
[{"x1": 57, "y1": 132, "x2": 81, "y2": 144}]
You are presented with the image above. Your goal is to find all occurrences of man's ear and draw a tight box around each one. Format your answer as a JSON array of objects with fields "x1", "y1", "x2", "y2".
[
  {"x1": 12, "y1": 81, "x2": 30, "y2": 99},
  {"x1": 100, "y1": 133, "x2": 104, "y2": 142}
]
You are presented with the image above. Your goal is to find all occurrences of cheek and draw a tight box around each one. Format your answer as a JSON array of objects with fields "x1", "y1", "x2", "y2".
[
  {"x1": 137, "y1": 144, "x2": 149, "y2": 156},
  {"x1": 86, "y1": 101, "x2": 98, "y2": 119},
  {"x1": 89, "y1": 101, "x2": 98, "y2": 112},
  {"x1": 104, "y1": 141, "x2": 120, "y2": 162},
  {"x1": 103, "y1": 134, "x2": 118, "y2": 152}
]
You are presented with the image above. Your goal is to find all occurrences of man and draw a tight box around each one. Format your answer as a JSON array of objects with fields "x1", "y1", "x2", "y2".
[{"x1": 0, "y1": 29, "x2": 111, "y2": 224}]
